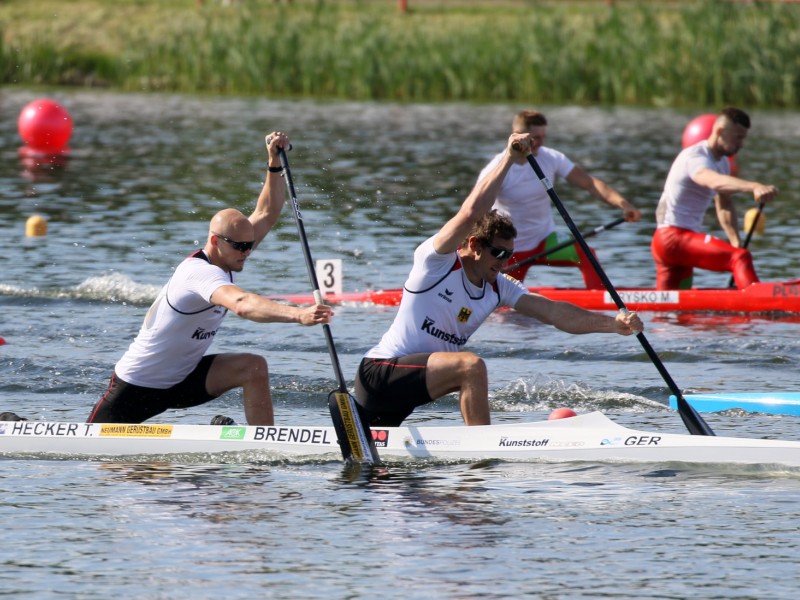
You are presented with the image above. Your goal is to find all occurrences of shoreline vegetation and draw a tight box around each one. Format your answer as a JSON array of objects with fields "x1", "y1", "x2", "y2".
[{"x1": 1, "y1": 0, "x2": 799, "y2": 108}]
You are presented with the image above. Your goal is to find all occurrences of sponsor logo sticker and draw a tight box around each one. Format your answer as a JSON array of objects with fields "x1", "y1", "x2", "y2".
[
  {"x1": 220, "y1": 426, "x2": 246, "y2": 440},
  {"x1": 100, "y1": 424, "x2": 173, "y2": 437},
  {"x1": 499, "y1": 437, "x2": 549, "y2": 448},
  {"x1": 372, "y1": 429, "x2": 389, "y2": 448},
  {"x1": 414, "y1": 437, "x2": 462, "y2": 447}
]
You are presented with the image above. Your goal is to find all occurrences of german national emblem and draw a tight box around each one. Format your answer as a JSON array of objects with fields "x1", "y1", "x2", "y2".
[{"x1": 457, "y1": 307, "x2": 472, "y2": 323}]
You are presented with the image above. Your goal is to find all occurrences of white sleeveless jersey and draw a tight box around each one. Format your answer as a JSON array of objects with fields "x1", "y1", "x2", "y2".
[
  {"x1": 114, "y1": 250, "x2": 233, "y2": 388},
  {"x1": 478, "y1": 147, "x2": 575, "y2": 250},
  {"x1": 656, "y1": 141, "x2": 731, "y2": 231},
  {"x1": 366, "y1": 237, "x2": 528, "y2": 357}
]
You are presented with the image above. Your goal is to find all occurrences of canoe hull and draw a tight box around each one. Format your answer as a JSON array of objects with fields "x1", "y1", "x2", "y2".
[{"x1": 4, "y1": 412, "x2": 800, "y2": 467}]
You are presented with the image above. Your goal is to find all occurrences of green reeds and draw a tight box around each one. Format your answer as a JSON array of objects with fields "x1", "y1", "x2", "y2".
[{"x1": 2, "y1": 1, "x2": 800, "y2": 107}]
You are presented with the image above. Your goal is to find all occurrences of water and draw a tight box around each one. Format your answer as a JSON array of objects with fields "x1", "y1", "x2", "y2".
[{"x1": 2, "y1": 88, "x2": 800, "y2": 598}]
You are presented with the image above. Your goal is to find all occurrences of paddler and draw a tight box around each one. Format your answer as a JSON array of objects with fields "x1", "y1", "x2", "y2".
[
  {"x1": 353, "y1": 133, "x2": 643, "y2": 427},
  {"x1": 652, "y1": 106, "x2": 779, "y2": 290},
  {"x1": 88, "y1": 132, "x2": 332, "y2": 427},
  {"x1": 476, "y1": 109, "x2": 641, "y2": 289}
]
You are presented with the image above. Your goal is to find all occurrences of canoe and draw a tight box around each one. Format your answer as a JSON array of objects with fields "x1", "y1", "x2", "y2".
[
  {"x1": 4, "y1": 412, "x2": 800, "y2": 467},
  {"x1": 671, "y1": 393, "x2": 800, "y2": 416},
  {"x1": 271, "y1": 279, "x2": 800, "y2": 314}
]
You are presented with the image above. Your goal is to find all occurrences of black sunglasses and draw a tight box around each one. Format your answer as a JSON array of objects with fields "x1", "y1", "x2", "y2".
[
  {"x1": 213, "y1": 232, "x2": 254, "y2": 253},
  {"x1": 483, "y1": 241, "x2": 514, "y2": 260}
]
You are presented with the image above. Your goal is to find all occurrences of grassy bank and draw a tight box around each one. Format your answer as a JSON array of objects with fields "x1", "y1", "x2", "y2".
[{"x1": 2, "y1": 0, "x2": 799, "y2": 107}]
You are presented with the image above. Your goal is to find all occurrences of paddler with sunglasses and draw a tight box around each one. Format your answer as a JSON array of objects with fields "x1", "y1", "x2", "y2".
[
  {"x1": 354, "y1": 133, "x2": 643, "y2": 427},
  {"x1": 88, "y1": 132, "x2": 332, "y2": 426}
]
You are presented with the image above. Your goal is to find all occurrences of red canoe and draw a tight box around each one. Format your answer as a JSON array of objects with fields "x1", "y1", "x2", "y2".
[{"x1": 271, "y1": 279, "x2": 800, "y2": 314}]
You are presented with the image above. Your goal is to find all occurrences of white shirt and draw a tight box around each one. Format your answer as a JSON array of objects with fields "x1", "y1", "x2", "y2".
[
  {"x1": 114, "y1": 250, "x2": 232, "y2": 388},
  {"x1": 366, "y1": 236, "x2": 528, "y2": 357},
  {"x1": 478, "y1": 147, "x2": 575, "y2": 250},
  {"x1": 656, "y1": 141, "x2": 731, "y2": 231}
]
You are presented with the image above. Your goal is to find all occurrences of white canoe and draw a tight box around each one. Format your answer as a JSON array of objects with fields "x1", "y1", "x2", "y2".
[{"x1": 3, "y1": 411, "x2": 800, "y2": 467}]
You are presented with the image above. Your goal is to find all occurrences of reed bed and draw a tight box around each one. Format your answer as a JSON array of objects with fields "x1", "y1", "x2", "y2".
[{"x1": 2, "y1": 0, "x2": 799, "y2": 107}]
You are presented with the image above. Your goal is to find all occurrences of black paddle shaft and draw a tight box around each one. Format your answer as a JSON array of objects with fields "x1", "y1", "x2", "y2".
[
  {"x1": 521, "y1": 152, "x2": 715, "y2": 436},
  {"x1": 277, "y1": 147, "x2": 380, "y2": 464},
  {"x1": 728, "y1": 202, "x2": 765, "y2": 289},
  {"x1": 278, "y1": 148, "x2": 348, "y2": 392}
]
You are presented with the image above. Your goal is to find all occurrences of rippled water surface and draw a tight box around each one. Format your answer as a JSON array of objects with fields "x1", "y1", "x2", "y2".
[{"x1": 2, "y1": 89, "x2": 800, "y2": 598}]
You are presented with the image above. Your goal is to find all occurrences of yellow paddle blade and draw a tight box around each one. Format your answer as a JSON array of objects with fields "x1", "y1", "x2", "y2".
[{"x1": 744, "y1": 207, "x2": 765, "y2": 235}]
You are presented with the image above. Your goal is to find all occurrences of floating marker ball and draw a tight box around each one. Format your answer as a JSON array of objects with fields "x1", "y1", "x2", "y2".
[
  {"x1": 681, "y1": 113, "x2": 738, "y2": 176},
  {"x1": 548, "y1": 408, "x2": 577, "y2": 420},
  {"x1": 0, "y1": 337, "x2": 6, "y2": 346},
  {"x1": 17, "y1": 98, "x2": 73, "y2": 154},
  {"x1": 681, "y1": 114, "x2": 716, "y2": 148},
  {"x1": 744, "y1": 207, "x2": 765, "y2": 235},
  {"x1": 26, "y1": 215, "x2": 48, "y2": 237}
]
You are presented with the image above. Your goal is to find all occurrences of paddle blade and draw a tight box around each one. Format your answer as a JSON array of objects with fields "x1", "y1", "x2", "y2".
[
  {"x1": 675, "y1": 395, "x2": 716, "y2": 436},
  {"x1": 327, "y1": 391, "x2": 380, "y2": 465}
]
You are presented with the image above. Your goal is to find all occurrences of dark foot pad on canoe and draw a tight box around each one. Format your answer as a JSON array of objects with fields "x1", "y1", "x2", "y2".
[
  {"x1": 0, "y1": 412, "x2": 28, "y2": 421},
  {"x1": 210, "y1": 415, "x2": 237, "y2": 426}
]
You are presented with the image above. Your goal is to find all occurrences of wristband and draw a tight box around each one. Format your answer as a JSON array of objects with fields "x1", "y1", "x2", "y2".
[{"x1": 268, "y1": 166, "x2": 283, "y2": 173}]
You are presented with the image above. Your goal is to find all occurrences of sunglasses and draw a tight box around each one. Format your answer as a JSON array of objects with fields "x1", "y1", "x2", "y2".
[
  {"x1": 213, "y1": 232, "x2": 254, "y2": 253},
  {"x1": 483, "y1": 242, "x2": 514, "y2": 260}
]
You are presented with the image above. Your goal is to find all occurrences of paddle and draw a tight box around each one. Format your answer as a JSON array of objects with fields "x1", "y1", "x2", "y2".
[
  {"x1": 513, "y1": 143, "x2": 716, "y2": 436},
  {"x1": 277, "y1": 145, "x2": 380, "y2": 464},
  {"x1": 503, "y1": 217, "x2": 625, "y2": 274},
  {"x1": 727, "y1": 202, "x2": 765, "y2": 289}
]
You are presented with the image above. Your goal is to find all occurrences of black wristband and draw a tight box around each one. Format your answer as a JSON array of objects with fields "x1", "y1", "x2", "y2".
[{"x1": 268, "y1": 166, "x2": 283, "y2": 173}]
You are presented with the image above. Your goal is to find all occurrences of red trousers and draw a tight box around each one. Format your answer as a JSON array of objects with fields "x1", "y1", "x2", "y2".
[{"x1": 651, "y1": 226, "x2": 758, "y2": 290}]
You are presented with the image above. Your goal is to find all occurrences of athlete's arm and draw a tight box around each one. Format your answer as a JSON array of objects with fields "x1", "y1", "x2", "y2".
[
  {"x1": 714, "y1": 193, "x2": 741, "y2": 247},
  {"x1": 433, "y1": 133, "x2": 529, "y2": 255},
  {"x1": 692, "y1": 167, "x2": 778, "y2": 202},
  {"x1": 250, "y1": 132, "x2": 291, "y2": 249},
  {"x1": 211, "y1": 284, "x2": 331, "y2": 325},
  {"x1": 565, "y1": 166, "x2": 641, "y2": 222},
  {"x1": 514, "y1": 293, "x2": 642, "y2": 335}
]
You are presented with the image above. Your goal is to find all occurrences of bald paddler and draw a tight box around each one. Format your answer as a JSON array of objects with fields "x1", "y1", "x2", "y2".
[
  {"x1": 354, "y1": 133, "x2": 643, "y2": 427},
  {"x1": 88, "y1": 132, "x2": 332, "y2": 426}
]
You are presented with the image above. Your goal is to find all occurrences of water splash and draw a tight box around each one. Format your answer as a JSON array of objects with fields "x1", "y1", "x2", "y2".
[
  {"x1": 0, "y1": 273, "x2": 160, "y2": 306},
  {"x1": 491, "y1": 375, "x2": 663, "y2": 414}
]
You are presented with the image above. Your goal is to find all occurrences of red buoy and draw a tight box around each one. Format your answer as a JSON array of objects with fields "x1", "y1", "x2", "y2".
[
  {"x1": 681, "y1": 113, "x2": 716, "y2": 148},
  {"x1": 548, "y1": 407, "x2": 577, "y2": 420},
  {"x1": 17, "y1": 98, "x2": 73, "y2": 155},
  {"x1": 681, "y1": 113, "x2": 738, "y2": 176}
]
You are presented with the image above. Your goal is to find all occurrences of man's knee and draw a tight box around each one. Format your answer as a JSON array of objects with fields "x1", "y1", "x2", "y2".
[
  {"x1": 457, "y1": 353, "x2": 486, "y2": 378},
  {"x1": 211, "y1": 353, "x2": 268, "y2": 387},
  {"x1": 243, "y1": 354, "x2": 269, "y2": 382},
  {"x1": 428, "y1": 352, "x2": 486, "y2": 390}
]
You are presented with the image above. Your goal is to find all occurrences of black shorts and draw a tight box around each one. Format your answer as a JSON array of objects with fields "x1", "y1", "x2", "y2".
[
  {"x1": 354, "y1": 354, "x2": 433, "y2": 427},
  {"x1": 88, "y1": 355, "x2": 219, "y2": 424}
]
